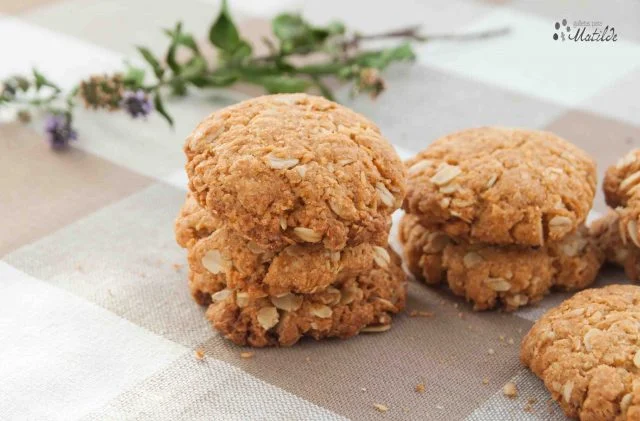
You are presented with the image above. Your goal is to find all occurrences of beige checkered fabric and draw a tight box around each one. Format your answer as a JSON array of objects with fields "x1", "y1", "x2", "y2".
[{"x1": 1, "y1": 0, "x2": 639, "y2": 419}]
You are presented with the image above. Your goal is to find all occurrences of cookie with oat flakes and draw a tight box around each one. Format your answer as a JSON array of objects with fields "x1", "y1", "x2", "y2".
[
  {"x1": 175, "y1": 194, "x2": 386, "y2": 300},
  {"x1": 591, "y1": 210, "x2": 640, "y2": 281},
  {"x1": 184, "y1": 93, "x2": 404, "y2": 252},
  {"x1": 205, "y1": 248, "x2": 406, "y2": 347},
  {"x1": 403, "y1": 127, "x2": 596, "y2": 246},
  {"x1": 399, "y1": 214, "x2": 603, "y2": 311},
  {"x1": 521, "y1": 284, "x2": 640, "y2": 420},
  {"x1": 603, "y1": 149, "x2": 640, "y2": 252}
]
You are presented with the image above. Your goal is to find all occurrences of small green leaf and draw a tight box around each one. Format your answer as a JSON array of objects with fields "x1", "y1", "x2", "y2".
[
  {"x1": 124, "y1": 65, "x2": 146, "y2": 87},
  {"x1": 32, "y1": 69, "x2": 60, "y2": 92},
  {"x1": 272, "y1": 14, "x2": 310, "y2": 45},
  {"x1": 209, "y1": 0, "x2": 241, "y2": 52},
  {"x1": 153, "y1": 92, "x2": 174, "y2": 127},
  {"x1": 245, "y1": 74, "x2": 310, "y2": 94},
  {"x1": 352, "y1": 43, "x2": 416, "y2": 69},
  {"x1": 136, "y1": 46, "x2": 164, "y2": 79},
  {"x1": 181, "y1": 56, "x2": 208, "y2": 82},
  {"x1": 165, "y1": 22, "x2": 184, "y2": 74}
]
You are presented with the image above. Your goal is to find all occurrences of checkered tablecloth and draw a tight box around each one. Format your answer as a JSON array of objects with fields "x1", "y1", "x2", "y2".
[{"x1": 1, "y1": 0, "x2": 639, "y2": 420}]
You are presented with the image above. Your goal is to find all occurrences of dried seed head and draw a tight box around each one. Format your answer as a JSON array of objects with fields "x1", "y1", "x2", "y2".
[
  {"x1": 431, "y1": 164, "x2": 461, "y2": 186},
  {"x1": 362, "y1": 324, "x2": 392, "y2": 333},
  {"x1": 267, "y1": 154, "x2": 299, "y2": 170},
  {"x1": 408, "y1": 159, "x2": 432, "y2": 175},
  {"x1": 270, "y1": 293, "x2": 303, "y2": 312},
  {"x1": 201, "y1": 250, "x2": 230, "y2": 274},
  {"x1": 376, "y1": 182, "x2": 395, "y2": 208},
  {"x1": 372, "y1": 246, "x2": 391, "y2": 268},
  {"x1": 257, "y1": 306, "x2": 279, "y2": 330},
  {"x1": 309, "y1": 304, "x2": 333, "y2": 318},
  {"x1": 211, "y1": 289, "x2": 232, "y2": 302},
  {"x1": 485, "y1": 278, "x2": 511, "y2": 292},
  {"x1": 463, "y1": 252, "x2": 484, "y2": 268},
  {"x1": 293, "y1": 227, "x2": 322, "y2": 243},
  {"x1": 562, "y1": 381, "x2": 574, "y2": 403}
]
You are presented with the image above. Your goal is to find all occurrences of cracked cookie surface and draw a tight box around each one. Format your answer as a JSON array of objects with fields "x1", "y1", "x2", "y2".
[
  {"x1": 399, "y1": 214, "x2": 603, "y2": 311},
  {"x1": 521, "y1": 285, "x2": 640, "y2": 420},
  {"x1": 174, "y1": 194, "x2": 406, "y2": 346},
  {"x1": 205, "y1": 249, "x2": 406, "y2": 347},
  {"x1": 403, "y1": 127, "x2": 596, "y2": 246},
  {"x1": 176, "y1": 194, "x2": 385, "y2": 298},
  {"x1": 184, "y1": 93, "x2": 405, "y2": 252}
]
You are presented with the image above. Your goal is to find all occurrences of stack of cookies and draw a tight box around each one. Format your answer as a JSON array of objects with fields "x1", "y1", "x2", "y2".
[
  {"x1": 175, "y1": 94, "x2": 407, "y2": 347},
  {"x1": 591, "y1": 149, "x2": 640, "y2": 280},
  {"x1": 399, "y1": 127, "x2": 604, "y2": 311}
]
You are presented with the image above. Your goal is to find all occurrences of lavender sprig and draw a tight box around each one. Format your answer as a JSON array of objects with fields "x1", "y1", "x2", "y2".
[{"x1": 0, "y1": 0, "x2": 507, "y2": 148}]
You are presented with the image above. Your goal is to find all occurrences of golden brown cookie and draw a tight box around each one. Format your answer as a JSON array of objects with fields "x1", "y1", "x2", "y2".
[
  {"x1": 603, "y1": 149, "x2": 640, "y2": 253},
  {"x1": 404, "y1": 127, "x2": 597, "y2": 246},
  {"x1": 521, "y1": 285, "x2": 640, "y2": 420},
  {"x1": 176, "y1": 194, "x2": 385, "y2": 298},
  {"x1": 399, "y1": 214, "x2": 603, "y2": 311},
  {"x1": 184, "y1": 93, "x2": 405, "y2": 252},
  {"x1": 591, "y1": 210, "x2": 640, "y2": 280},
  {"x1": 205, "y1": 249, "x2": 406, "y2": 347}
]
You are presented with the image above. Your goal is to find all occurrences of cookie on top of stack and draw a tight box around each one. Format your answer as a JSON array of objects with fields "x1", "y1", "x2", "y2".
[
  {"x1": 399, "y1": 127, "x2": 604, "y2": 311},
  {"x1": 175, "y1": 93, "x2": 407, "y2": 347},
  {"x1": 591, "y1": 149, "x2": 640, "y2": 280}
]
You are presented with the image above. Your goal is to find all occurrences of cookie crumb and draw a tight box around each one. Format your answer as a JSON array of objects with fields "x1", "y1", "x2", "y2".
[
  {"x1": 373, "y1": 403, "x2": 388, "y2": 413},
  {"x1": 507, "y1": 337, "x2": 515, "y2": 345},
  {"x1": 173, "y1": 263, "x2": 183, "y2": 271},
  {"x1": 415, "y1": 383, "x2": 425, "y2": 393},
  {"x1": 457, "y1": 312, "x2": 464, "y2": 319},
  {"x1": 503, "y1": 382, "x2": 518, "y2": 398},
  {"x1": 482, "y1": 378, "x2": 489, "y2": 385},
  {"x1": 305, "y1": 356, "x2": 311, "y2": 362},
  {"x1": 409, "y1": 310, "x2": 435, "y2": 318},
  {"x1": 195, "y1": 349, "x2": 205, "y2": 360},
  {"x1": 499, "y1": 334, "x2": 505, "y2": 341},
  {"x1": 487, "y1": 348, "x2": 495, "y2": 355},
  {"x1": 240, "y1": 351, "x2": 254, "y2": 359},
  {"x1": 361, "y1": 387, "x2": 367, "y2": 392}
]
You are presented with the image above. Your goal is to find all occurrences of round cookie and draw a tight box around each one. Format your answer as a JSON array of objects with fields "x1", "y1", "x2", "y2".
[
  {"x1": 175, "y1": 194, "x2": 384, "y2": 298},
  {"x1": 603, "y1": 149, "x2": 640, "y2": 250},
  {"x1": 520, "y1": 285, "x2": 640, "y2": 420},
  {"x1": 591, "y1": 210, "x2": 640, "y2": 280},
  {"x1": 206, "y1": 249, "x2": 406, "y2": 347},
  {"x1": 184, "y1": 93, "x2": 405, "y2": 252},
  {"x1": 399, "y1": 214, "x2": 603, "y2": 311},
  {"x1": 404, "y1": 127, "x2": 597, "y2": 246}
]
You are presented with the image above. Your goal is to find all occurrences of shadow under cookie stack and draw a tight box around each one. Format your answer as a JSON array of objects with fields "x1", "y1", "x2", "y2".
[
  {"x1": 399, "y1": 127, "x2": 605, "y2": 311},
  {"x1": 175, "y1": 94, "x2": 407, "y2": 347}
]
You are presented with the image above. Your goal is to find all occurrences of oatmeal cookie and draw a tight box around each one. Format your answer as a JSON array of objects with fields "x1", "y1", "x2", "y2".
[
  {"x1": 603, "y1": 150, "x2": 640, "y2": 251},
  {"x1": 591, "y1": 210, "x2": 640, "y2": 280},
  {"x1": 404, "y1": 127, "x2": 597, "y2": 246},
  {"x1": 205, "y1": 249, "x2": 406, "y2": 347},
  {"x1": 399, "y1": 214, "x2": 603, "y2": 311},
  {"x1": 521, "y1": 285, "x2": 640, "y2": 420},
  {"x1": 176, "y1": 194, "x2": 384, "y2": 298},
  {"x1": 184, "y1": 93, "x2": 405, "y2": 252}
]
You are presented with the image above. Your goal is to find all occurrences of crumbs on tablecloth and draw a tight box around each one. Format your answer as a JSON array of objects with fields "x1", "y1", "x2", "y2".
[
  {"x1": 195, "y1": 349, "x2": 205, "y2": 360},
  {"x1": 373, "y1": 403, "x2": 389, "y2": 413},
  {"x1": 240, "y1": 351, "x2": 254, "y2": 359}
]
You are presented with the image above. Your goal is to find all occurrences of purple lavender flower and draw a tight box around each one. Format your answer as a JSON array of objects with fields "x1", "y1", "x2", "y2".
[
  {"x1": 120, "y1": 90, "x2": 153, "y2": 118},
  {"x1": 44, "y1": 114, "x2": 77, "y2": 149}
]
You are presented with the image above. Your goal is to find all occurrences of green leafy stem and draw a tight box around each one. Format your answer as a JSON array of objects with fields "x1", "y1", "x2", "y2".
[{"x1": 0, "y1": 0, "x2": 508, "y2": 137}]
